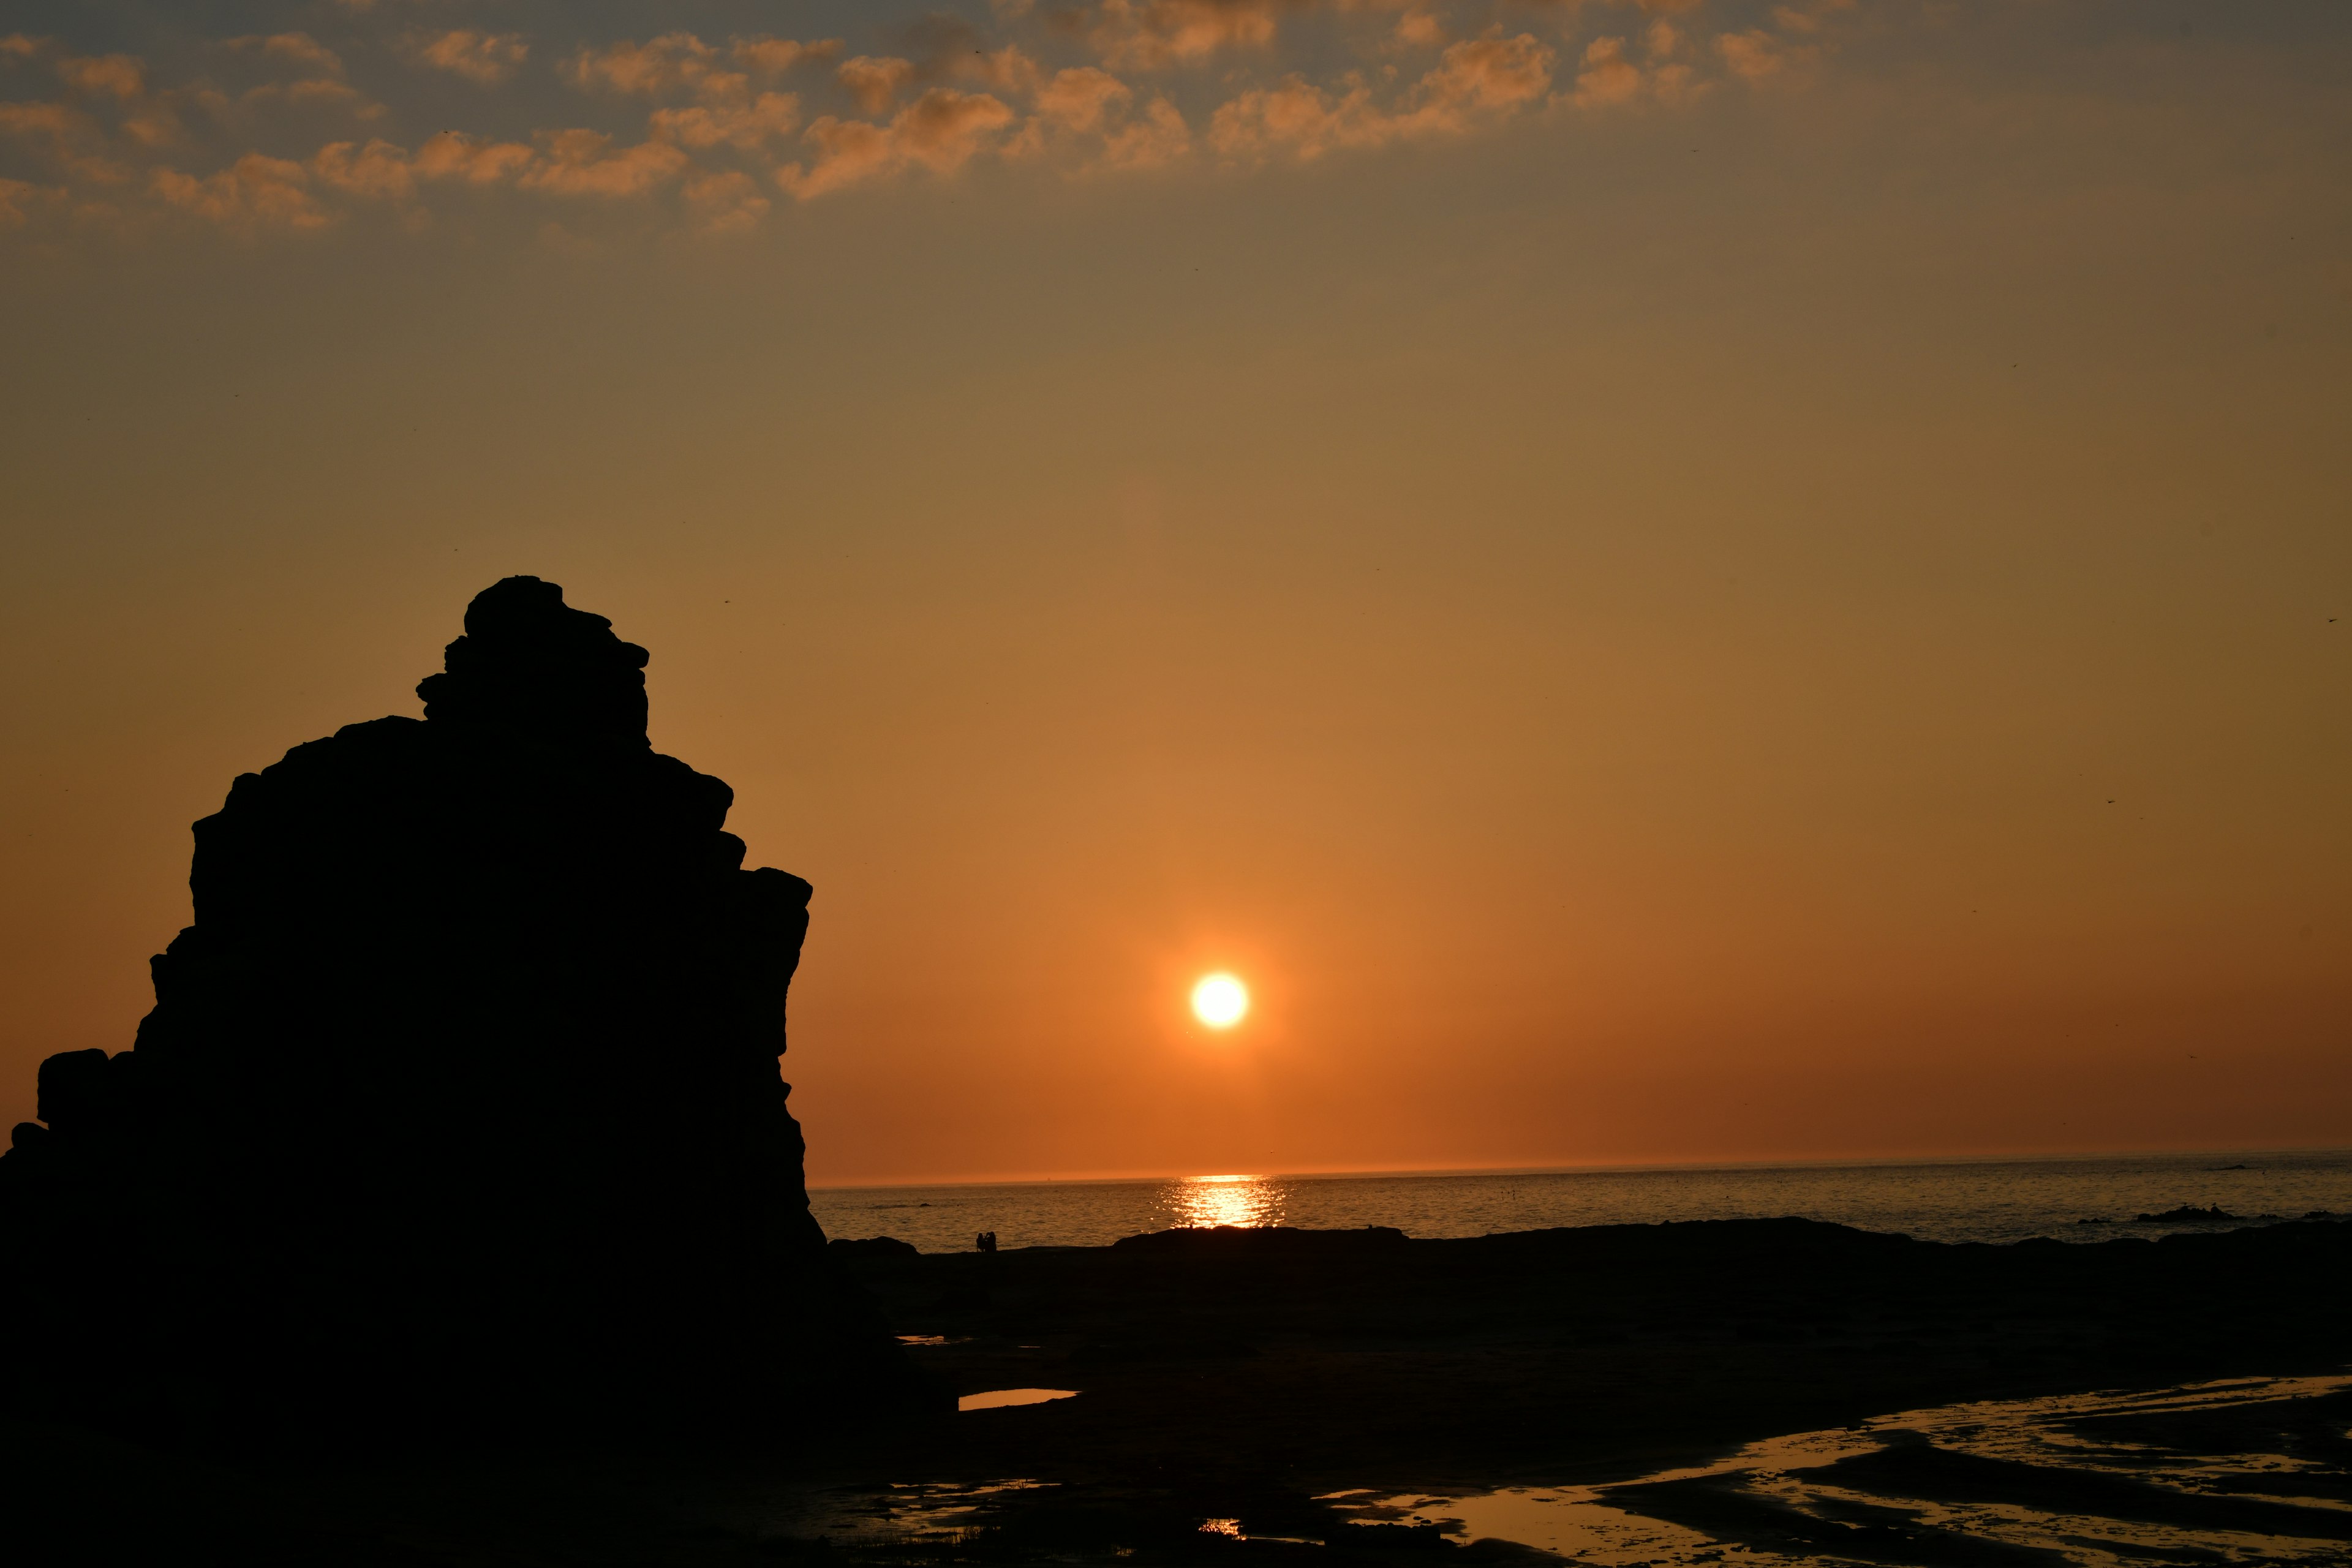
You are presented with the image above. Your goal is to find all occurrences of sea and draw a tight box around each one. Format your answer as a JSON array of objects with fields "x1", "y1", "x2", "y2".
[{"x1": 809, "y1": 1148, "x2": 2352, "y2": 1254}]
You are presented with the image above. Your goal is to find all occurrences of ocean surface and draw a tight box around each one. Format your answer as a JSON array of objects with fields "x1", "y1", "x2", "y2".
[{"x1": 810, "y1": 1149, "x2": 2352, "y2": 1253}]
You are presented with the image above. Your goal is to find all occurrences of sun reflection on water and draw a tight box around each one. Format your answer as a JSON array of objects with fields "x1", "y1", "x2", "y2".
[{"x1": 1166, "y1": 1174, "x2": 1287, "y2": 1229}]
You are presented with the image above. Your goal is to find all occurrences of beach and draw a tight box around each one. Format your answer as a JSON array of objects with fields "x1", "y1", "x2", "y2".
[{"x1": 10, "y1": 1212, "x2": 2348, "y2": 1565}]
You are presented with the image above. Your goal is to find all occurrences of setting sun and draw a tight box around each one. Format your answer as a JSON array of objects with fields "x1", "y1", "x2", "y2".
[{"x1": 1191, "y1": 974, "x2": 1250, "y2": 1030}]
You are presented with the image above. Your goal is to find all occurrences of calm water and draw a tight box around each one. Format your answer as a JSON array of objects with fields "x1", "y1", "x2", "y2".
[
  {"x1": 810, "y1": 1150, "x2": 2352, "y2": 1253},
  {"x1": 1336, "y1": 1372, "x2": 2352, "y2": 1566},
  {"x1": 768, "y1": 1373, "x2": 2352, "y2": 1564}
]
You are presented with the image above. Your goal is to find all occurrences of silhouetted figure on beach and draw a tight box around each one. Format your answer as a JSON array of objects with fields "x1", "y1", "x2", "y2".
[
  {"x1": 977, "y1": 1231, "x2": 998, "y2": 1253},
  {"x1": 1, "y1": 577, "x2": 910, "y2": 1441}
]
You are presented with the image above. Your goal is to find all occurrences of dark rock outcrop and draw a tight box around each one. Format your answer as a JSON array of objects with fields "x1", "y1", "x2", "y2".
[{"x1": 1, "y1": 577, "x2": 911, "y2": 1442}]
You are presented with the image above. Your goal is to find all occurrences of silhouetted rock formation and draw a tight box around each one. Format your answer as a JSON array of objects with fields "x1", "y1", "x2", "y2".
[{"x1": 1, "y1": 578, "x2": 910, "y2": 1442}]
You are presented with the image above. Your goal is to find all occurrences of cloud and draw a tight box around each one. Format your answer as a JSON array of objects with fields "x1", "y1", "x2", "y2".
[
  {"x1": 0, "y1": 99, "x2": 81, "y2": 141},
  {"x1": 1716, "y1": 29, "x2": 1796, "y2": 81},
  {"x1": 420, "y1": 31, "x2": 530, "y2": 87},
  {"x1": 1392, "y1": 10, "x2": 1445, "y2": 50},
  {"x1": 1571, "y1": 37, "x2": 1641, "y2": 108},
  {"x1": 311, "y1": 138, "x2": 413, "y2": 200},
  {"x1": 152, "y1": 153, "x2": 327, "y2": 228},
  {"x1": 959, "y1": 45, "x2": 1046, "y2": 95},
  {"x1": 56, "y1": 53, "x2": 145, "y2": 100},
  {"x1": 0, "y1": 175, "x2": 35, "y2": 225},
  {"x1": 1773, "y1": 0, "x2": 1855, "y2": 35},
  {"x1": 684, "y1": 168, "x2": 768, "y2": 232},
  {"x1": 1209, "y1": 76, "x2": 1385, "y2": 160},
  {"x1": 567, "y1": 34, "x2": 717, "y2": 96},
  {"x1": 232, "y1": 34, "x2": 344, "y2": 76},
  {"x1": 1098, "y1": 96, "x2": 1189, "y2": 170},
  {"x1": 518, "y1": 128, "x2": 691, "y2": 197},
  {"x1": 0, "y1": 99, "x2": 140, "y2": 184},
  {"x1": 786, "y1": 88, "x2": 1015, "y2": 198},
  {"x1": 1033, "y1": 67, "x2": 1132, "y2": 134},
  {"x1": 1010, "y1": 68, "x2": 1191, "y2": 172},
  {"x1": 414, "y1": 130, "x2": 535, "y2": 184},
  {"x1": 242, "y1": 78, "x2": 385, "y2": 119},
  {"x1": 837, "y1": 56, "x2": 917, "y2": 113},
  {"x1": 1411, "y1": 32, "x2": 1553, "y2": 123},
  {"x1": 1210, "y1": 32, "x2": 1551, "y2": 160},
  {"x1": 731, "y1": 36, "x2": 842, "y2": 77},
  {"x1": 649, "y1": 89, "x2": 802, "y2": 151},
  {"x1": 1095, "y1": 0, "x2": 1280, "y2": 72},
  {"x1": 0, "y1": 1, "x2": 1795, "y2": 239}
]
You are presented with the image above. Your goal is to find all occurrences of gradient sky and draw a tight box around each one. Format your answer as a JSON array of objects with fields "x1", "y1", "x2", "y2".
[{"x1": 3, "y1": 1, "x2": 2348, "y2": 1183}]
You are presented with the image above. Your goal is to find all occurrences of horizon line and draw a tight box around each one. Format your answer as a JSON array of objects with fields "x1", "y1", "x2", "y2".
[{"x1": 805, "y1": 1141, "x2": 2352, "y2": 1193}]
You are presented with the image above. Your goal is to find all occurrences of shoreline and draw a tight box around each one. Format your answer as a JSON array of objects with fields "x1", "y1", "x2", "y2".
[{"x1": 10, "y1": 1215, "x2": 2348, "y2": 1564}]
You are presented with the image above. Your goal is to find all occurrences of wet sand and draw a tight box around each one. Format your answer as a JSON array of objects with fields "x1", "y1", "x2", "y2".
[{"x1": 7, "y1": 1216, "x2": 2348, "y2": 1564}]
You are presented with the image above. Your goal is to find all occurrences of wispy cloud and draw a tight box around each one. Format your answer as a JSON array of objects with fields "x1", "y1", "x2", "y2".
[
  {"x1": 787, "y1": 88, "x2": 1016, "y2": 198},
  {"x1": 230, "y1": 34, "x2": 344, "y2": 77},
  {"x1": 415, "y1": 131, "x2": 535, "y2": 184},
  {"x1": 837, "y1": 56, "x2": 917, "y2": 115},
  {"x1": 152, "y1": 153, "x2": 326, "y2": 228},
  {"x1": 1092, "y1": 0, "x2": 1283, "y2": 71},
  {"x1": 1210, "y1": 32, "x2": 1554, "y2": 160},
  {"x1": 417, "y1": 31, "x2": 530, "y2": 87},
  {"x1": 311, "y1": 137, "x2": 412, "y2": 200},
  {"x1": 567, "y1": 33, "x2": 716, "y2": 96},
  {"x1": 56, "y1": 54, "x2": 145, "y2": 102},
  {"x1": 518, "y1": 128, "x2": 690, "y2": 197},
  {"x1": 733, "y1": 37, "x2": 843, "y2": 77},
  {"x1": 0, "y1": 174, "x2": 37, "y2": 225},
  {"x1": 649, "y1": 88, "x2": 801, "y2": 153},
  {"x1": 0, "y1": 2, "x2": 1863, "y2": 241}
]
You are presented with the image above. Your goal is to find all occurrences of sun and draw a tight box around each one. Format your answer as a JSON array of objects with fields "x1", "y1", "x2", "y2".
[{"x1": 1191, "y1": 973, "x2": 1250, "y2": 1029}]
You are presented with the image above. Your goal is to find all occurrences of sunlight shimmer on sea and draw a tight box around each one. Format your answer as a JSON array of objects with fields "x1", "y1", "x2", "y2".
[
  {"x1": 812, "y1": 1152, "x2": 2352, "y2": 1253},
  {"x1": 1170, "y1": 1175, "x2": 1285, "y2": 1230}
]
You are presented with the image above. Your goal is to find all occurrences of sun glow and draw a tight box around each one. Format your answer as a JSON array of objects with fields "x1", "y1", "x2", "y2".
[
  {"x1": 1174, "y1": 1174, "x2": 1281, "y2": 1229},
  {"x1": 1191, "y1": 973, "x2": 1250, "y2": 1029}
]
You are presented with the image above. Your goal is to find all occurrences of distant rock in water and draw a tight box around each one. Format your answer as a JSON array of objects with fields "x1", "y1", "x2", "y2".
[
  {"x1": 2133, "y1": 1204, "x2": 2242, "y2": 1225},
  {"x1": 1, "y1": 577, "x2": 914, "y2": 1441}
]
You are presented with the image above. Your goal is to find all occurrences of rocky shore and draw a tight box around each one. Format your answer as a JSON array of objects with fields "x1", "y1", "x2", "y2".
[{"x1": 9, "y1": 1214, "x2": 2347, "y2": 1564}]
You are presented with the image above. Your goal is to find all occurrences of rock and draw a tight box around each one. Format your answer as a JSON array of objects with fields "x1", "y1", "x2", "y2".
[
  {"x1": 0, "y1": 578, "x2": 919, "y2": 1442},
  {"x1": 34, "y1": 1049, "x2": 113, "y2": 1132}
]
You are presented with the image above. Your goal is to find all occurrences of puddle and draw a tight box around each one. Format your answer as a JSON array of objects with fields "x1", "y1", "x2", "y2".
[
  {"x1": 1336, "y1": 1371, "x2": 2352, "y2": 1566},
  {"x1": 741, "y1": 1479, "x2": 1056, "y2": 1548},
  {"x1": 957, "y1": 1387, "x2": 1079, "y2": 1412}
]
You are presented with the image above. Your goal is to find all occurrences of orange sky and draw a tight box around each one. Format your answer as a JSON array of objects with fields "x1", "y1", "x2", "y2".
[{"x1": 2, "y1": 1, "x2": 2347, "y2": 1182}]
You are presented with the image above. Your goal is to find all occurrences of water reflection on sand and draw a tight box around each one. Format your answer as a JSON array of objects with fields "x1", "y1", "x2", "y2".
[
  {"x1": 1338, "y1": 1372, "x2": 2352, "y2": 1566},
  {"x1": 749, "y1": 1373, "x2": 2352, "y2": 1563},
  {"x1": 956, "y1": 1388, "x2": 1077, "y2": 1412}
]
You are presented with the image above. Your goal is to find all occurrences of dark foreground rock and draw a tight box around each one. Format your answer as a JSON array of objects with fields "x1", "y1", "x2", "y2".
[
  {"x1": 0, "y1": 577, "x2": 915, "y2": 1443},
  {"x1": 2, "y1": 1215, "x2": 2348, "y2": 1564},
  {"x1": 845, "y1": 1215, "x2": 2352, "y2": 1493}
]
